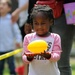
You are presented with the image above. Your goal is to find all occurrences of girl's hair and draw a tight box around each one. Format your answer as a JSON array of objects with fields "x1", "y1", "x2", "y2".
[{"x1": 30, "y1": 5, "x2": 54, "y2": 21}]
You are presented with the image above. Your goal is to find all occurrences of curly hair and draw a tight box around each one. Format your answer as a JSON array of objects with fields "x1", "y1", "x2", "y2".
[{"x1": 30, "y1": 5, "x2": 54, "y2": 21}]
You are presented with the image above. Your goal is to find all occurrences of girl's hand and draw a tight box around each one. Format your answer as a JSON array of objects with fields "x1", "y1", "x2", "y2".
[
  {"x1": 40, "y1": 51, "x2": 51, "y2": 59},
  {"x1": 24, "y1": 53, "x2": 36, "y2": 61}
]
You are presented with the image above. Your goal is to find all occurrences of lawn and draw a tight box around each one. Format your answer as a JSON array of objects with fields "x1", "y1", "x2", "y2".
[
  {"x1": 3, "y1": 57, "x2": 75, "y2": 75},
  {"x1": 70, "y1": 58, "x2": 75, "y2": 75}
]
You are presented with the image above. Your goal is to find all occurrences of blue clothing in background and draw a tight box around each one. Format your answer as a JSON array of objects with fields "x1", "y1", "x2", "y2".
[
  {"x1": 0, "y1": 52, "x2": 16, "y2": 75},
  {"x1": 0, "y1": 14, "x2": 22, "y2": 75},
  {"x1": 0, "y1": 14, "x2": 22, "y2": 52}
]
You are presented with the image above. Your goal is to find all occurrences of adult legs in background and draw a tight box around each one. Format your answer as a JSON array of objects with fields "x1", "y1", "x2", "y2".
[
  {"x1": 0, "y1": 58, "x2": 5, "y2": 75},
  {"x1": 7, "y1": 56, "x2": 16, "y2": 75},
  {"x1": 20, "y1": 25, "x2": 26, "y2": 41},
  {"x1": 52, "y1": 14, "x2": 75, "y2": 75}
]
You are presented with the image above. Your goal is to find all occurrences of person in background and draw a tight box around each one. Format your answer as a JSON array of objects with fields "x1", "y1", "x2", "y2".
[
  {"x1": 10, "y1": 0, "x2": 18, "y2": 13},
  {"x1": 0, "y1": 0, "x2": 22, "y2": 75},
  {"x1": 24, "y1": 23, "x2": 32, "y2": 34},
  {"x1": 12, "y1": 0, "x2": 29, "y2": 40},
  {"x1": 52, "y1": 0, "x2": 75, "y2": 75},
  {"x1": 22, "y1": 5, "x2": 62, "y2": 75},
  {"x1": 24, "y1": 19, "x2": 34, "y2": 35}
]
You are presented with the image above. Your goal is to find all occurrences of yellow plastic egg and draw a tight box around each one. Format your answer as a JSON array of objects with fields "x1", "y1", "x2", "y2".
[{"x1": 27, "y1": 40, "x2": 48, "y2": 54}]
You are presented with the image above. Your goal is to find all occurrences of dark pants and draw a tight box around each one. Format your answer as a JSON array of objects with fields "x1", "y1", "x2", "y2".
[
  {"x1": 20, "y1": 25, "x2": 26, "y2": 41},
  {"x1": 0, "y1": 52, "x2": 16, "y2": 75},
  {"x1": 52, "y1": 14, "x2": 75, "y2": 75}
]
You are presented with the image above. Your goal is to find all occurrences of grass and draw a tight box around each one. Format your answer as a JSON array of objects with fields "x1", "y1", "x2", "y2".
[
  {"x1": 70, "y1": 58, "x2": 75, "y2": 75},
  {"x1": 3, "y1": 68, "x2": 9, "y2": 75},
  {"x1": 3, "y1": 57, "x2": 75, "y2": 75}
]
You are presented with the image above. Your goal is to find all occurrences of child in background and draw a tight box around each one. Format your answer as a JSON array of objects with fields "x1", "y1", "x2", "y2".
[
  {"x1": 22, "y1": 5, "x2": 62, "y2": 75},
  {"x1": 24, "y1": 19, "x2": 34, "y2": 34},
  {"x1": 0, "y1": 0, "x2": 22, "y2": 75}
]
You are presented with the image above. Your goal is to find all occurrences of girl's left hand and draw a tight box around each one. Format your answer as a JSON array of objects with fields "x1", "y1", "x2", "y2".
[{"x1": 40, "y1": 51, "x2": 51, "y2": 59}]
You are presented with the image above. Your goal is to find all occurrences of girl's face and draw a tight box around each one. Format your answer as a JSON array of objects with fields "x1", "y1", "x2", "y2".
[{"x1": 33, "y1": 12, "x2": 52, "y2": 36}]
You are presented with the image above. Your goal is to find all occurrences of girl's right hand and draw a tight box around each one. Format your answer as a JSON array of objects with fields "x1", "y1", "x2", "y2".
[{"x1": 24, "y1": 53, "x2": 36, "y2": 61}]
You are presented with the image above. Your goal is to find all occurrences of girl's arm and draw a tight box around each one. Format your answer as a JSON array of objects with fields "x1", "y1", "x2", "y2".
[
  {"x1": 50, "y1": 34, "x2": 62, "y2": 62},
  {"x1": 22, "y1": 36, "x2": 31, "y2": 64},
  {"x1": 22, "y1": 35, "x2": 35, "y2": 63}
]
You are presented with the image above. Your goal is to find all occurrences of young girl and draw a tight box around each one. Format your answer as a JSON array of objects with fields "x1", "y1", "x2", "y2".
[{"x1": 22, "y1": 5, "x2": 62, "y2": 75}]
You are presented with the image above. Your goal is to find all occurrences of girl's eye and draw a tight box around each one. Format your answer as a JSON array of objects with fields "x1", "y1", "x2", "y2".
[{"x1": 33, "y1": 22, "x2": 46, "y2": 26}]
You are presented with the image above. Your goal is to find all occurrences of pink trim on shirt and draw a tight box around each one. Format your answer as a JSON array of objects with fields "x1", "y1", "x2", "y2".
[
  {"x1": 22, "y1": 32, "x2": 62, "y2": 63},
  {"x1": 50, "y1": 34, "x2": 62, "y2": 62}
]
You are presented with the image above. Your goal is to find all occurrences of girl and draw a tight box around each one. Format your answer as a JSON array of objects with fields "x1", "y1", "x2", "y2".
[{"x1": 22, "y1": 5, "x2": 62, "y2": 75}]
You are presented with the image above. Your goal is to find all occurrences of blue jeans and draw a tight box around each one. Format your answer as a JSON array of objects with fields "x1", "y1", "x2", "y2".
[
  {"x1": 52, "y1": 14, "x2": 75, "y2": 75},
  {"x1": 0, "y1": 51, "x2": 16, "y2": 75}
]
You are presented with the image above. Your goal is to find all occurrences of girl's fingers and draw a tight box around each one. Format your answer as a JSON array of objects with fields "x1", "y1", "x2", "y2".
[{"x1": 24, "y1": 53, "x2": 37, "y2": 57}]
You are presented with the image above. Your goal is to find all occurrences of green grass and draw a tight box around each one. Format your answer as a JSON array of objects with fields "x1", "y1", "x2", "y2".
[
  {"x1": 3, "y1": 57, "x2": 75, "y2": 75},
  {"x1": 3, "y1": 69, "x2": 9, "y2": 75},
  {"x1": 70, "y1": 58, "x2": 75, "y2": 75},
  {"x1": 72, "y1": 65, "x2": 75, "y2": 75}
]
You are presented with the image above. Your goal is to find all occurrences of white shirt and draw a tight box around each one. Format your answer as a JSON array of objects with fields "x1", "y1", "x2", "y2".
[
  {"x1": 28, "y1": 36, "x2": 60, "y2": 75},
  {"x1": 23, "y1": 33, "x2": 61, "y2": 75},
  {"x1": 0, "y1": 14, "x2": 22, "y2": 52},
  {"x1": 18, "y1": 0, "x2": 28, "y2": 27}
]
